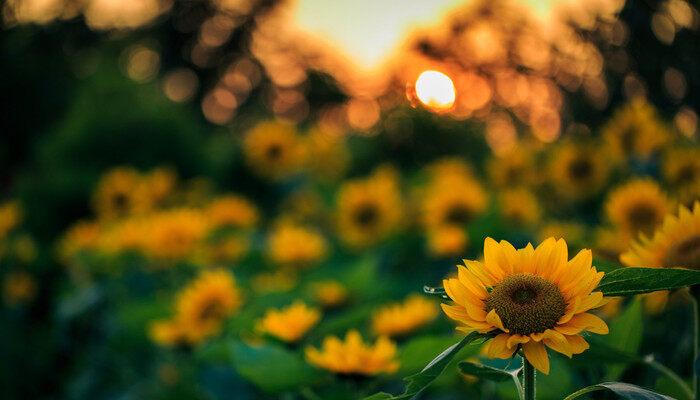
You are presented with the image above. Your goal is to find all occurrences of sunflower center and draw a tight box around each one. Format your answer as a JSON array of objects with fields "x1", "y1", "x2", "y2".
[
  {"x1": 664, "y1": 235, "x2": 700, "y2": 270},
  {"x1": 266, "y1": 144, "x2": 283, "y2": 160},
  {"x1": 676, "y1": 165, "x2": 697, "y2": 185},
  {"x1": 485, "y1": 273, "x2": 567, "y2": 335},
  {"x1": 620, "y1": 128, "x2": 635, "y2": 153},
  {"x1": 445, "y1": 205, "x2": 473, "y2": 226},
  {"x1": 354, "y1": 204, "x2": 379, "y2": 227},
  {"x1": 112, "y1": 192, "x2": 129, "y2": 210},
  {"x1": 568, "y1": 158, "x2": 592, "y2": 181},
  {"x1": 626, "y1": 204, "x2": 660, "y2": 234},
  {"x1": 198, "y1": 299, "x2": 226, "y2": 321}
]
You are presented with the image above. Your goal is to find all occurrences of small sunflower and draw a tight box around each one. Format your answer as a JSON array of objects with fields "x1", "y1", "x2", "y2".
[
  {"x1": 174, "y1": 269, "x2": 242, "y2": 344},
  {"x1": 602, "y1": 98, "x2": 671, "y2": 161},
  {"x1": 305, "y1": 330, "x2": 399, "y2": 375},
  {"x1": 0, "y1": 201, "x2": 21, "y2": 239},
  {"x1": 372, "y1": 295, "x2": 438, "y2": 337},
  {"x1": 311, "y1": 280, "x2": 348, "y2": 308},
  {"x1": 3, "y1": 271, "x2": 36, "y2": 305},
  {"x1": 538, "y1": 221, "x2": 586, "y2": 250},
  {"x1": 149, "y1": 319, "x2": 187, "y2": 347},
  {"x1": 548, "y1": 142, "x2": 610, "y2": 201},
  {"x1": 92, "y1": 167, "x2": 151, "y2": 220},
  {"x1": 243, "y1": 121, "x2": 305, "y2": 180},
  {"x1": 267, "y1": 222, "x2": 328, "y2": 268},
  {"x1": 256, "y1": 301, "x2": 321, "y2": 343},
  {"x1": 304, "y1": 128, "x2": 350, "y2": 182},
  {"x1": 442, "y1": 237, "x2": 609, "y2": 374},
  {"x1": 605, "y1": 179, "x2": 672, "y2": 237},
  {"x1": 498, "y1": 188, "x2": 541, "y2": 227},
  {"x1": 427, "y1": 225, "x2": 469, "y2": 257},
  {"x1": 487, "y1": 146, "x2": 538, "y2": 189},
  {"x1": 621, "y1": 201, "x2": 700, "y2": 313},
  {"x1": 336, "y1": 167, "x2": 403, "y2": 248},
  {"x1": 206, "y1": 195, "x2": 259, "y2": 230},
  {"x1": 58, "y1": 220, "x2": 101, "y2": 262},
  {"x1": 141, "y1": 209, "x2": 210, "y2": 263},
  {"x1": 663, "y1": 147, "x2": 700, "y2": 205},
  {"x1": 421, "y1": 175, "x2": 488, "y2": 231}
]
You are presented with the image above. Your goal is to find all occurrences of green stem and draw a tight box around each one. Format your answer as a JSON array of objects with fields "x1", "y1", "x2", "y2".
[
  {"x1": 691, "y1": 288, "x2": 700, "y2": 400},
  {"x1": 522, "y1": 357, "x2": 536, "y2": 400}
]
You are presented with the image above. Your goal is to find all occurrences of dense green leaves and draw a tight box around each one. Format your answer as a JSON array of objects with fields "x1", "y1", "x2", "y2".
[
  {"x1": 229, "y1": 341, "x2": 319, "y2": 393},
  {"x1": 363, "y1": 332, "x2": 492, "y2": 400},
  {"x1": 597, "y1": 268, "x2": 700, "y2": 296},
  {"x1": 563, "y1": 382, "x2": 674, "y2": 400}
]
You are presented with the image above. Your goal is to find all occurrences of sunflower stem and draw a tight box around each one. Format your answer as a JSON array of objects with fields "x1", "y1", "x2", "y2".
[
  {"x1": 522, "y1": 357, "x2": 536, "y2": 400},
  {"x1": 691, "y1": 288, "x2": 700, "y2": 400}
]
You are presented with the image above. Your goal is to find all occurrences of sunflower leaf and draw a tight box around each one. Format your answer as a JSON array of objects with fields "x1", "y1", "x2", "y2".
[
  {"x1": 362, "y1": 331, "x2": 492, "y2": 400},
  {"x1": 458, "y1": 360, "x2": 517, "y2": 382},
  {"x1": 597, "y1": 267, "x2": 700, "y2": 296},
  {"x1": 562, "y1": 382, "x2": 674, "y2": 400}
]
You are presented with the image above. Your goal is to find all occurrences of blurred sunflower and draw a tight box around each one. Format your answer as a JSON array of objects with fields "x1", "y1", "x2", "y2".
[
  {"x1": 206, "y1": 195, "x2": 259, "y2": 230},
  {"x1": 538, "y1": 221, "x2": 586, "y2": 250},
  {"x1": 174, "y1": 269, "x2": 243, "y2": 344},
  {"x1": 256, "y1": 301, "x2": 321, "y2": 343},
  {"x1": 621, "y1": 201, "x2": 700, "y2": 313},
  {"x1": 593, "y1": 227, "x2": 632, "y2": 262},
  {"x1": 548, "y1": 142, "x2": 610, "y2": 200},
  {"x1": 58, "y1": 220, "x2": 101, "y2": 262},
  {"x1": 251, "y1": 271, "x2": 297, "y2": 294},
  {"x1": 0, "y1": 201, "x2": 21, "y2": 239},
  {"x1": 305, "y1": 330, "x2": 399, "y2": 375},
  {"x1": 141, "y1": 209, "x2": 210, "y2": 263},
  {"x1": 336, "y1": 167, "x2": 403, "y2": 248},
  {"x1": 604, "y1": 179, "x2": 672, "y2": 237},
  {"x1": 267, "y1": 222, "x2": 328, "y2": 268},
  {"x1": 304, "y1": 128, "x2": 350, "y2": 182},
  {"x1": 498, "y1": 188, "x2": 541, "y2": 227},
  {"x1": 243, "y1": 120, "x2": 305, "y2": 180},
  {"x1": 663, "y1": 147, "x2": 700, "y2": 205},
  {"x1": 3, "y1": 271, "x2": 36, "y2": 305},
  {"x1": 602, "y1": 98, "x2": 672, "y2": 161},
  {"x1": 488, "y1": 146, "x2": 538, "y2": 188},
  {"x1": 421, "y1": 175, "x2": 487, "y2": 231},
  {"x1": 143, "y1": 167, "x2": 177, "y2": 207},
  {"x1": 201, "y1": 235, "x2": 250, "y2": 264},
  {"x1": 427, "y1": 225, "x2": 469, "y2": 257},
  {"x1": 149, "y1": 319, "x2": 187, "y2": 347},
  {"x1": 92, "y1": 167, "x2": 151, "y2": 220},
  {"x1": 310, "y1": 280, "x2": 348, "y2": 308},
  {"x1": 442, "y1": 237, "x2": 608, "y2": 374},
  {"x1": 372, "y1": 295, "x2": 438, "y2": 337}
]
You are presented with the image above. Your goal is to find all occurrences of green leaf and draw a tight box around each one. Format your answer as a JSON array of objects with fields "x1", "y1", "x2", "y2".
[
  {"x1": 597, "y1": 267, "x2": 700, "y2": 296},
  {"x1": 458, "y1": 361, "x2": 514, "y2": 382},
  {"x1": 605, "y1": 298, "x2": 643, "y2": 380},
  {"x1": 362, "y1": 332, "x2": 492, "y2": 400},
  {"x1": 399, "y1": 335, "x2": 469, "y2": 375},
  {"x1": 229, "y1": 341, "x2": 319, "y2": 393},
  {"x1": 563, "y1": 382, "x2": 674, "y2": 400}
]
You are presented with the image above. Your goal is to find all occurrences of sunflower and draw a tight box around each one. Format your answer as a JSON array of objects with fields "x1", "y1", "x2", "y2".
[
  {"x1": 267, "y1": 222, "x2": 328, "y2": 268},
  {"x1": 3, "y1": 271, "x2": 36, "y2": 305},
  {"x1": 336, "y1": 167, "x2": 403, "y2": 248},
  {"x1": 602, "y1": 98, "x2": 671, "y2": 161},
  {"x1": 174, "y1": 269, "x2": 243, "y2": 344},
  {"x1": 548, "y1": 142, "x2": 610, "y2": 200},
  {"x1": 604, "y1": 179, "x2": 672, "y2": 237},
  {"x1": 251, "y1": 271, "x2": 297, "y2": 294},
  {"x1": 488, "y1": 146, "x2": 538, "y2": 189},
  {"x1": 0, "y1": 201, "x2": 21, "y2": 239},
  {"x1": 421, "y1": 174, "x2": 488, "y2": 231},
  {"x1": 243, "y1": 120, "x2": 305, "y2": 180},
  {"x1": 593, "y1": 227, "x2": 632, "y2": 262},
  {"x1": 206, "y1": 195, "x2": 259, "y2": 230},
  {"x1": 498, "y1": 188, "x2": 541, "y2": 227},
  {"x1": 92, "y1": 167, "x2": 151, "y2": 220},
  {"x1": 310, "y1": 280, "x2": 348, "y2": 308},
  {"x1": 663, "y1": 147, "x2": 700, "y2": 205},
  {"x1": 141, "y1": 209, "x2": 210, "y2": 263},
  {"x1": 304, "y1": 127, "x2": 350, "y2": 182},
  {"x1": 256, "y1": 301, "x2": 321, "y2": 343},
  {"x1": 427, "y1": 225, "x2": 469, "y2": 257},
  {"x1": 58, "y1": 220, "x2": 102, "y2": 262},
  {"x1": 372, "y1": 295, "x2": 438, "y2": 337},
  {"x1": 305, "y1": 330, "x2": 399, "y2": 375},
  {"x1": 149, "y1": 319, "x2": 187, "y2": 347},
  {"x1": 538, "y1": 221, "x2": 586, "y2": 250},
  {"x1": 441, "y1": 237, "x2": 609, "y2": 374},
  {"x1": 143, "y1": 167, "x2": 177, "y2": 207},
  {"x1": 201, "y1": 235, "x2": 250, "y2": 264},
  {"x1": 621, "y1": 201, "x2": 700, "y2": 313}
]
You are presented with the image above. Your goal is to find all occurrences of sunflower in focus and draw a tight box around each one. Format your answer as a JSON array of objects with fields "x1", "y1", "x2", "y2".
[
  {"x1": 174, "y1": 269, "x2": 243, "y2": 344},
  {"x1": 663, "y1": 147, "x2": 700, "y2": 205},
  {"x1": 602, "y1": 98, "x2": 671, "y2": 161},
  {"x1": 498, "y1": 188, "x2": 541, "y2": 227},
  {"x1": 257, "y1": 301, "x2": 321, "y2": 343},
  {"x1": 427, "y1": 225, "x2": 469, "y2": 257},
  {"x1": 311, "y1": 280, "x2": 348, "y2": 308},
  {"x1": 442, "y1": 237, "x2": 608, "y2": 374},
  {"x1": 621, "y1": 202, "x2": 700, "y2": 313},
  {"x1": 206, "y1": 195, "x2": 259, "y2": 230},
  {"x1": 92, "y1": 167, "x2": 151, "y2": 220},
  {"x1": 305, "y1": 330, "x2": 399, "y2": 375},
  {"x1": 336, "y1": 167, "x2": 403, "y2": 248},
  {"x1": 548, "y1": 142, "x2": 610, "y2": 200},
  {"x1": 605, "y1": 179, "x2": 672, "y2": 237},
  {"x1": 243, "y1": 121, "x2": 305, "y2": 180},
  {"x1": 372, "y1": 295, "x2": 438, "y2": 337},
  {"x1": 267, "y1": 222, "x2": 328, "y2": 268}
]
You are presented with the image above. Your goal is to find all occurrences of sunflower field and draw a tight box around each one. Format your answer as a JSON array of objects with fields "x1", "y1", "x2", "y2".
[{"x1": 2, "y1": 0, "x2": 700, "y2": 399}]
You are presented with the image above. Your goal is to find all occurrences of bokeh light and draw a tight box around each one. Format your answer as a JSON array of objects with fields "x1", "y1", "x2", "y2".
[{"x1": 413, "y1": 70, "x2": 456, "y2": 111}]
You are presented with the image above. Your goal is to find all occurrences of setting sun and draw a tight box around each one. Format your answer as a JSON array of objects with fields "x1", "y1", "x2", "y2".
[{"x1": 414, "y1": 70, "x2": 456, "y2": 110}]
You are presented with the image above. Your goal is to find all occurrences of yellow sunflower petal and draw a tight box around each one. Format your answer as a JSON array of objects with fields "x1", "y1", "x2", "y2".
[
  {"x1": 523, "y1": 341, "x2": 550, "y2": 374},
  {"x1": 541, "y1": 329, "x2": 573, "y2": 358},
  {"x1": 556, "y1": 313, "x2": 609, "y2": 335},
  {"x1": 506, "y1": 334, "x2": 530, "y2": 349},
  {"x1": 486, "y1": 333, "x2": 518, "y2": 359},
  {"x1": 486, "y1": 309, "x2": 508, "y2": 332},
  {"x1": 564, "y1": 335, "x2": 590, "y2": 354}
]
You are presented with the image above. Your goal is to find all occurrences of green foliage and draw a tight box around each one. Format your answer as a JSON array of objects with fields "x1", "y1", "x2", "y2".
[
  {"x1": 598, "y1": 268, "x2": 700, "y2": 296},
  {"x1": 563, "y1": 382, "x2": 673, "y2": 400},
  {"x1": 605, "y1": 299, "x2": 643, "y2": 380}
]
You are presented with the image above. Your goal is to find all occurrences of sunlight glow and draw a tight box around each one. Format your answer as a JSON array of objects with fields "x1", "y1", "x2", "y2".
[{"x1": 414, "y1": 70, "x2": 456, "y2": 111}]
